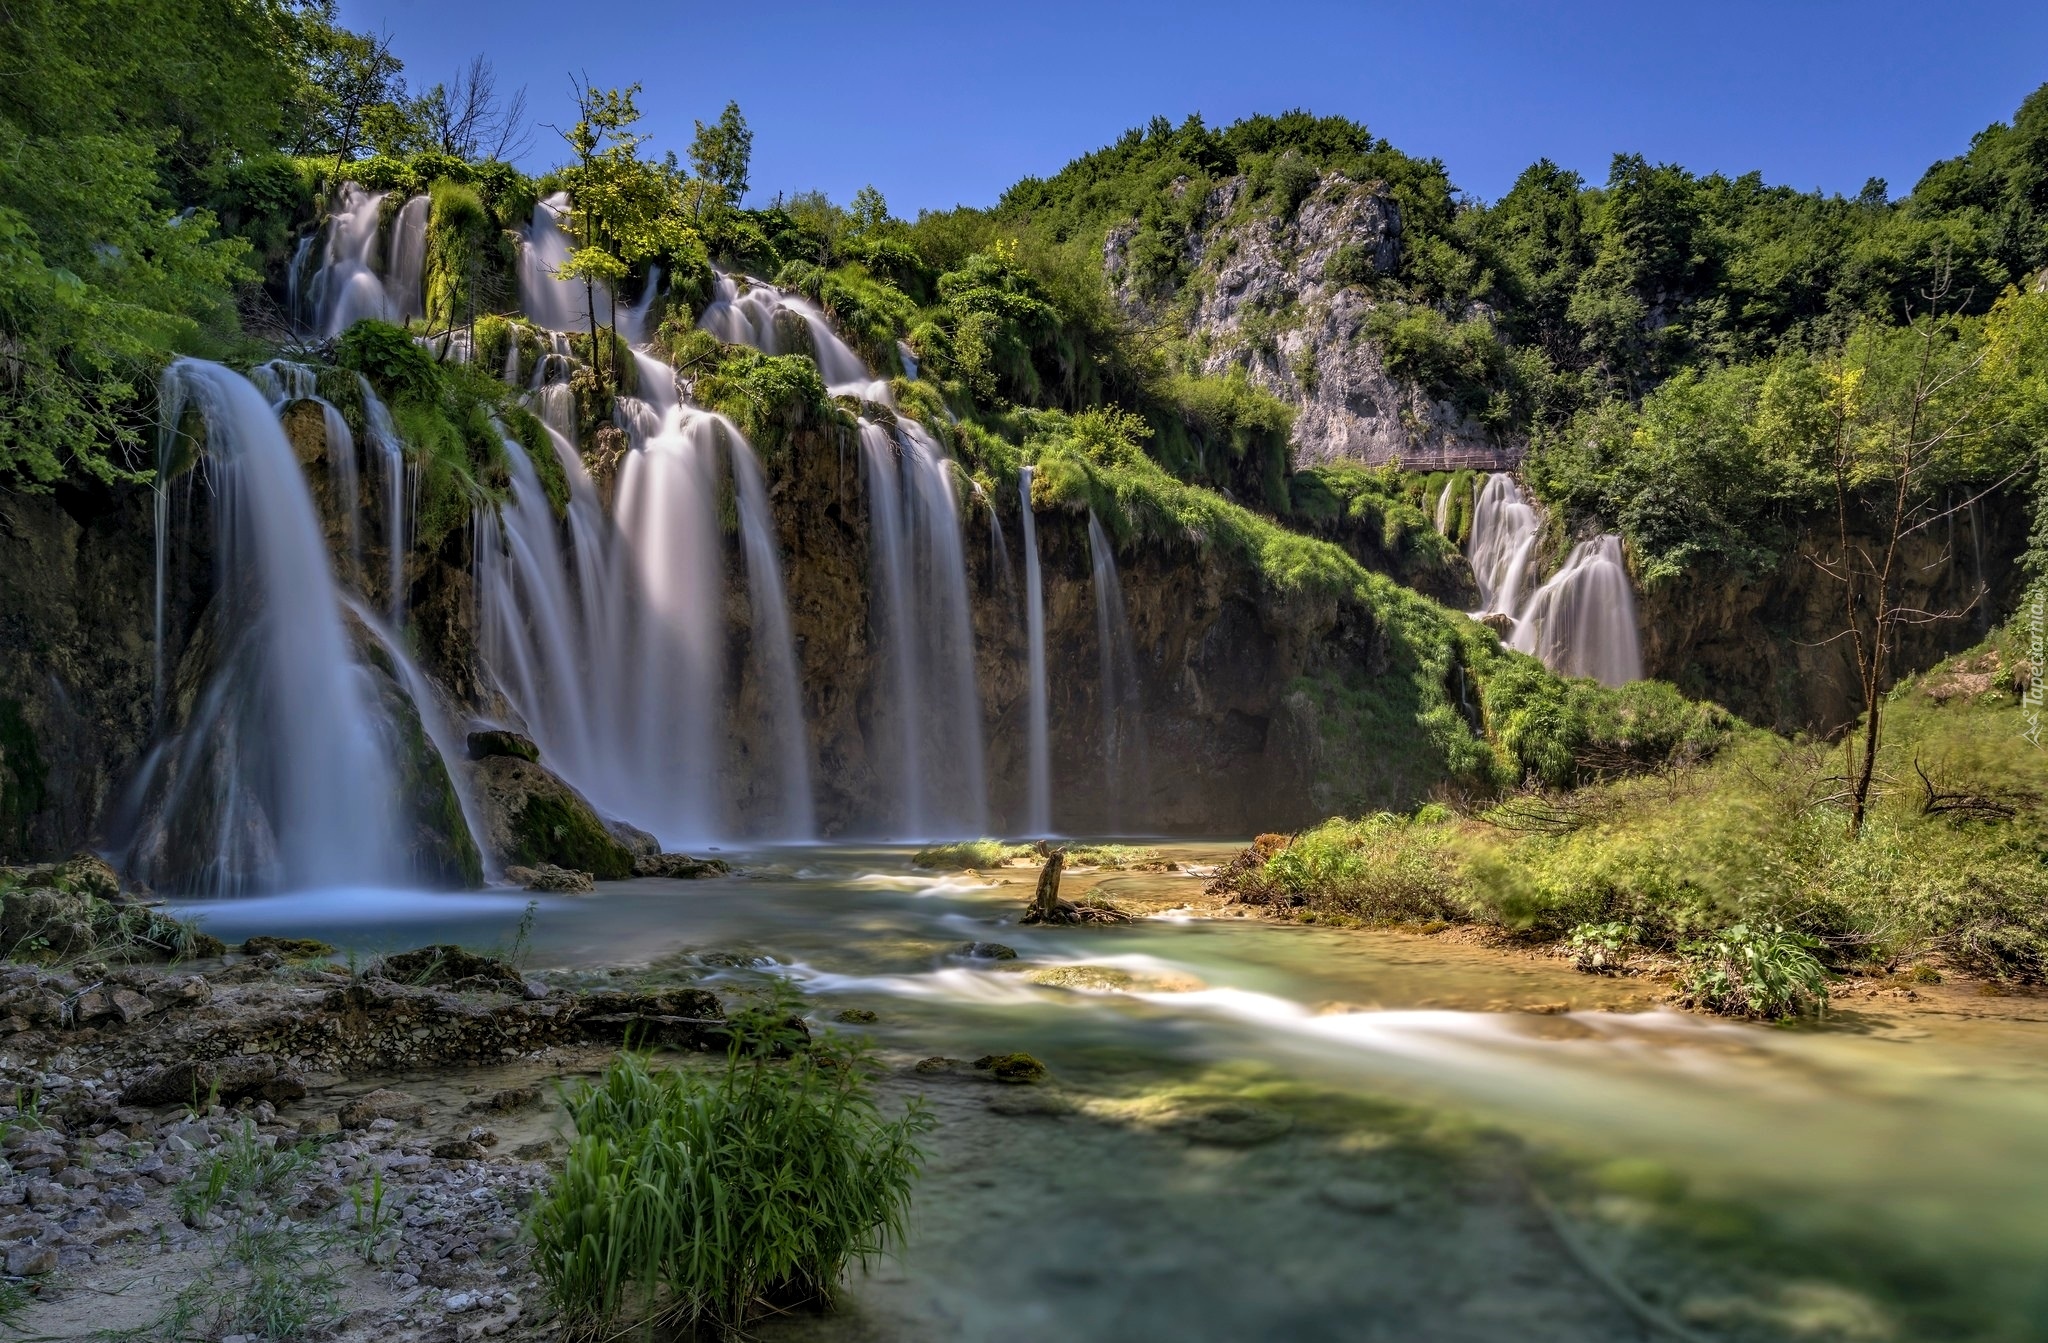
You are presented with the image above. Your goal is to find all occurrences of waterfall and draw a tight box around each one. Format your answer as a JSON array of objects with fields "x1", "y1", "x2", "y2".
[
  {"x1": 475, "y1": 366, "x2": 816, "y2": 842},
  {"x1": 1019, "y1": 465, "x2": 1052, "y2": 836},
  {"x1": 855, "y1": 420, "x2": 988, "y2": 837},
  {"x1": 518, "y1": 192, "x2": 594, "y2": 334},
  {"x1": 137, "y1": 360, "x2": 405, "y2": 892},
  {"x1": 385, "y1": 196, "x2": 429, "y2": 323},
  {"x1": 250, "y1": 361, "x2": 362, "y2": 578},
  {"x1": 356, "y1": 377, "x2": 411, "y2": 624},
  {"x1": 1464, "y1": 473, "x2": 1643, "y2": 688},
  {"x1": 1434, "y1": 478, "x2": 1454, "y2": 534},
  {"x1": 1087, "y1": 513, "x2": 1147, "y2": 832},
  {"x1": 312, "y1": 184, "x2": 393, "y2": 338},
  {"x1": 1468, "y1": 473, "x2": 1540, "y2": 616},
  {"x1": 699, "y1": 273, "x2": 892, "y2": 401},
  {"x1": 1509, "y1": 536, "x2": 1644, "y2": 687}
]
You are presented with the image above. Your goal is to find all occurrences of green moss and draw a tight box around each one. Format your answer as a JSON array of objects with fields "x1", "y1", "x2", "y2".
[
  {"x1": 693, "y1": 349, "x2": 852, "y2": 459},
  {"x1": 509, "y1": 792, "x2": 634, "y2": 881},
  {"x1": 424, "y1": 178, "x2": 493, "y2": 331}
]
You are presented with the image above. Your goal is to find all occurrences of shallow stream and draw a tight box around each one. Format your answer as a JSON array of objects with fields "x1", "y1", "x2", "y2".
[{"x1": 176, "y1": 845, "x2": 2048, "y2": 1342}]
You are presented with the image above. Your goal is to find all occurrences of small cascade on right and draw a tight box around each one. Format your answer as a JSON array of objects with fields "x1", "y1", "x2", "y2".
[
  {"x1": 1019, "y1": 466, "x2": 1052, "y2": 836},
  {"x1": 1464, "y1": 473, "x2": 1642, "y2": 688},
  {"x1": 1509, "y1": 536, "x2": 1643, "y2": 687},
  {"x1": 1087, "y1": 512, "x2": 1148, "y2": 832}
]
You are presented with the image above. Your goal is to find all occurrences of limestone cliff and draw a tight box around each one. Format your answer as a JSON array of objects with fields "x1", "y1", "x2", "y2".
[{"x1": 1106, "y1": 174, "x2": 1514, "y2": 471}]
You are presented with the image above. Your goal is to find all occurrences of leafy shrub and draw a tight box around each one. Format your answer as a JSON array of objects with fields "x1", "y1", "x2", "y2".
[
  {"x1": 1255, "y1": 813, "x2": 1467, "y2": 923},
  {"x1": 1677, "y1": 923, "x2": 1829, "y2": 1019},
  {"x1": 911, "y1": 839, "x2": 1031, "y2": 869},
  {"x1": 1567, "y1": 921, "x2": 1637, "y2": 973},
  {"x1": 529, "y1": 1040, "x2": 931, "y2": 1338}
]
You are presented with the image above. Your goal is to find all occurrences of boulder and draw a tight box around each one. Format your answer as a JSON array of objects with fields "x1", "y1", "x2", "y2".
[
  {"x1": 607, "y1": 819, "x2": 661, "y2": 858},
  {"x1": 465, "y1": 729, "x2": 540, "y2": 764},
  {"x1": 504, "y1": 863, "x2": 594, "y2": 893},
  {"x1": 378, "y1": 945, "x2": 525, "y2": 992},
  {"x1": 0, "y1": 887, "x2": 96, "y2": 954},
  {"x1": 633, "y1": 852, "x2": 729, "y2": 879},
  {"x1": 474, "y1": 756, "x2": 636, "y2": 880},
  {"x1": 119, "y1": 1054, "x2": 307, "y2": 1108},
  {"x1": 338, "y1": 1088, "x2": 426, "y2": 1129}
]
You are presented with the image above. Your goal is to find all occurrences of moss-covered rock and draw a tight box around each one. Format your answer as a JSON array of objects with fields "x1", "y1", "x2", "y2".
[
  {"x1": 466, "y1": 729, "x2": 540, "y2": 763},
  {"x1": 475, "y1": 755, "x2": 635, "y2": 880}
]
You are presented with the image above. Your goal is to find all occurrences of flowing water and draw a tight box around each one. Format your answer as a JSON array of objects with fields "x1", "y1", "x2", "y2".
[
  {"x1": 134, "y1": 360, "x2": 406, "y2": 892},
  {"x1": 1019, "y1": 466, "x2": 1053, "y2": 836},
  {"x1": 1087, "y1": 512, "x2": 1148, "y2": 832},
  {"x1": 1465, "y1": 473, "x2": 1643, "y2": 687},
  {"x1": 174, "y1": 845, "x2": 2048, "y2": 1342}
]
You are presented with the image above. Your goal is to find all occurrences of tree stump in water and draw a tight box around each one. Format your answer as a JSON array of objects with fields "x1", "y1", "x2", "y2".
[{"x1": 1021, "y1": 846, "x2": 1135, "y2": 925}]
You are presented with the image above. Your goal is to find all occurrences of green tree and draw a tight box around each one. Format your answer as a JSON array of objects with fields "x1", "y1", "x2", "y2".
[{"x1": 688, "y1": 101, "x2": 753, "y2": 221}]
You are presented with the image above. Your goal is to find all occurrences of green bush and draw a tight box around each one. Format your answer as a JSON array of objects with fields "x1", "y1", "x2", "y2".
[
  {"x1": 911, "y1": 839, "x2": 1031, "y2": 869},
  {"x1": 1677, "y1": 923, "x2": 1829, "y2": 1019},
  {"x1": 529, "y1": 1040, "x2": 931, "y2": 1338},
  {"x1": 1256, "y1": 814, "x2": 1467, "y2": 923}
]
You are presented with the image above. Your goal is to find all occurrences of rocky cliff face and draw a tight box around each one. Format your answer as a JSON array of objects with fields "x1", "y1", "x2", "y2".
[
  {"x1": 0, "y1": 486, "x2": 163, "y2": 864},
  {"x1": 1639, "y1": 497, "x2": 2028, "y2": 735},
  {"x1": 1107, "y1": 175, "x2": 1514, "y2": 471}
]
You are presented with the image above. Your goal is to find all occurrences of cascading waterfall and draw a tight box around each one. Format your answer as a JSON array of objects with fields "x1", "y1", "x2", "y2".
[
  {"x1": 1508, "y1": 537, "x2": 1643, "y2": 687},
  {"x1": 1019, "y1": 465, "x2": 1052, "y2": 836},
  {"x1": 250, "y1": 361, "x2": 362, "y2": 576},
  {"x1": 356, "y1": 377, "x2": 411, "y2": 624},
  {"x1": 1467, "y1": 473, "x2": 1540, "y2": 616},
  {"x1": 300, "y1": 185, "x2": 428, "y2": 338},
  {"x1": 702, "y1": 269, "x2": 986, "y2": 834},
  {"x1": 134, "y1": 360, "x2": 406, "y2": 892},
  {"x1": 517, "y1": 194, "x2": 662, "y2": 345},
  {"x1": 474, "y1": 348, "x2": 816, "y2": 842},
  {"x1": 855, "y1": 421, "x2": 988, "y2": 836},
  {"x1": 1087, "y1": 512, "x2": 1148, "y2": 831},
  {"x1": 385, "y1": 195, "x2": 429, "y2": 324},
  {"x1": 699, "y1": 273, "x2": 892, "y2": 401},
  {"x1": 1434, "y1": 478, "x2": 1454, "y2": 534},
  {"x1": 1464, "y1": 473, "x2": 1643, "y2": 688}
]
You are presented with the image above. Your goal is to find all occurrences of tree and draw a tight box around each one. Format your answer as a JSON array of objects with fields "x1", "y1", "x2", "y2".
[
  {"x1": 424, "y1": 56, "x2": 532, "y2": 162},
  {"x1": 688, "y1": 101, "x2": 752, "y2": 221},
  {"x1": 290, "y1": 27, "x2": 406, "y2": 173},
  {"x1": 554, "y1": 81, "x2": 694, "y2": 406},
  {"x1": 1810, "y1": 275, "x2": 2028, "y2": 834},
  {"x1": 849, "y1": 185, "x2": 889, "y2": 236}
]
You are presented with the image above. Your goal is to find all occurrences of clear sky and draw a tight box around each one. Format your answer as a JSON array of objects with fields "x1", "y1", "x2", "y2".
[{"x1": 342, "y1": 0, "x2": 2048, "y2": 214}]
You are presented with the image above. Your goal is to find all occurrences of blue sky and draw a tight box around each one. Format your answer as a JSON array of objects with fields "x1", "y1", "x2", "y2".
[{"x1": 343, "y1": 0, "x2": 2048, "y2": 214}]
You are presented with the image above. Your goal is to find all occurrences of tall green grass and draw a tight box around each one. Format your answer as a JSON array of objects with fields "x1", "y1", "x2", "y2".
[{"x1": 529, "y1": 1031, "x2": 932, "y2": 1338}]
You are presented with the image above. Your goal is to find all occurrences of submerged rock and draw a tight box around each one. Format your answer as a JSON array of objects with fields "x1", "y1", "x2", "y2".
[
  {"x1": 241, "y1": 936, "x2": 335, "y2": 960},
  {"x1": 957, "y1": 941, "x2": 1018, "y2": 961},
  {"x1": 973, "y1": 1052, "x2": 1047, "y2": 1084}
]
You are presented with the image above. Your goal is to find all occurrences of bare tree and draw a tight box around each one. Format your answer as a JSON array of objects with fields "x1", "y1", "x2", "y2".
[
  {"x1": 1813, "y1": 271, "x2": 2020, "y2": 835},
  {"x1": 427, "y1": 56, "x2": 533, "y2": 162}
]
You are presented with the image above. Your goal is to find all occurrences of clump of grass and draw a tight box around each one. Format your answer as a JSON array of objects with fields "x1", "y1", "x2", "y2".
[
  {"x1": 1245, "y1": 812, "x2": 1467, "y2": 924},
  {"x1": 176, "y1": 1119, "x2": 315, "y2": 1221},
  {"x1": 911, "y1": 839, "x2": 1031, "y2": 869},
  {"x1": 1678, "y1": 924, "x2": 1829, "y2": 1020},
  {"x1": 529, "y1": 1030, "x2": 932, "y2": 1338},
  {"x1": 156, "y1": 1220, "x2": 342, "y2": 1341},
  {"x1": 1065, "y1": 844, "x2": 1165, "y2": 870}
]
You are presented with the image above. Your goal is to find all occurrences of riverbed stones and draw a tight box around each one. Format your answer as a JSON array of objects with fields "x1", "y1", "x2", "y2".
[
  {"x1": 339, "y1": 1088, "x2": 426, "y2": 1129},
  {"x1": 1320, "y1": 1178, "x2": 1402, "y2": 1215},
  {"x1": 119, "y1": 1054, "x2": 306, "y2": 1107},
  {"x1": 973, "y1": 1053, "x2": 1047, "y2": 1084},
  {"x1": 957, "y1": 942, "x2": 1017, "y2": 961},
  {"x1": 241, "y1": 936, "x2": 335, "y2": 960}
]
